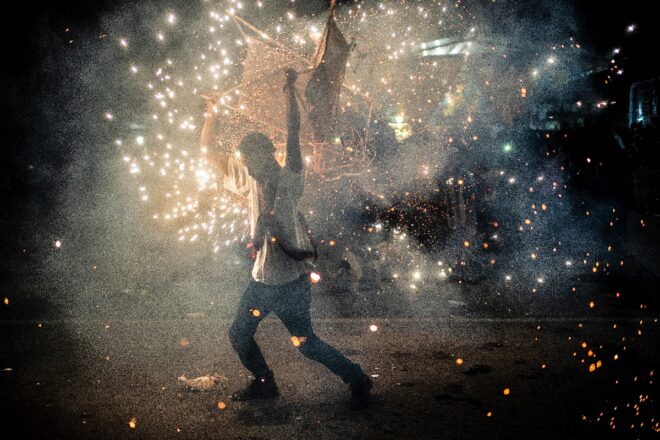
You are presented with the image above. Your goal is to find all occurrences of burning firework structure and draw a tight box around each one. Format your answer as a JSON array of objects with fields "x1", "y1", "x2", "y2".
[{"x1": 203, "y1": 5, "x2": 375, "y2": 182}]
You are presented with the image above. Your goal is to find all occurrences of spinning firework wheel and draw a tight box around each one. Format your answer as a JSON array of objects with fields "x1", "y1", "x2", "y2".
[{"x1": 205, "y1": 9, "x2": 375, "y2": 181}]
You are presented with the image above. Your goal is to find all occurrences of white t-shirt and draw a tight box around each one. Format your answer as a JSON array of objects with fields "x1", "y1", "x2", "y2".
[{"x1": 223, "y1": 156, "x2": 311, "y2": 285}]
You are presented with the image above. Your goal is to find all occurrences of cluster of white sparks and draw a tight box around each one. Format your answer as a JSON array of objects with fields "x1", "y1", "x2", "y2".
[
  {"x1": 111, "y1": 3, "x2": 261, "y2": 251},
  {"x1": 108, "y1": 1, "x2": 463, "y2": 249}
]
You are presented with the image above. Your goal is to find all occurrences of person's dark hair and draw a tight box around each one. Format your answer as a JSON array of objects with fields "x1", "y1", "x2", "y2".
[{"x1": 237, "y1": 132, "x2": 274, "y2": 158}]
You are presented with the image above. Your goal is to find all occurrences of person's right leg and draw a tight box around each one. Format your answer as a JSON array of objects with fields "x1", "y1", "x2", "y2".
[
  {"x1": 229, "y1": 279, "x2": 279, "y2": 400},
  {"x1": 229, "y1": 280, "x2": 271, "y2": 376}
]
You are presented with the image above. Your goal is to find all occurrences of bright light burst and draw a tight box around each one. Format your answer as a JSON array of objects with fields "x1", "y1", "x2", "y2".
[
  {"x1": 99, "y1": 1, "x2": 655, "y2": 434},
  {"x1": 109, "y1": 0, "x2": 479, "y2": 251}
]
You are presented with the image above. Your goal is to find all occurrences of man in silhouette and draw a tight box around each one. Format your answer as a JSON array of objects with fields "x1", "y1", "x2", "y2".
[{"x1": 200, "y1": 69, "x2": 372, "y2": 408}]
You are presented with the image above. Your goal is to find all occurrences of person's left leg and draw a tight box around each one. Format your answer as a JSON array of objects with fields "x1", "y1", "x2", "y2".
[{"x1": 274, "y1": 275, "x2": 364, "y2": 385}]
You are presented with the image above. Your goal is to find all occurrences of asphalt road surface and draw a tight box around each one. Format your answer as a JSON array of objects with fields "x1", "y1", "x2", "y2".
[{"x1": 2, "y1": 314, "x2": 659, "y2": 439}]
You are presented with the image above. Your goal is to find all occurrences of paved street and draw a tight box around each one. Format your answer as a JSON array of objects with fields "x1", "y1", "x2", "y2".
[{"x1": 2, "y1": 314, "x2": 659, "y2": 439}]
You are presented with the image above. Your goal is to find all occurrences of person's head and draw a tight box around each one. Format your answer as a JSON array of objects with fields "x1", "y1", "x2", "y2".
[{"x1": 237, "y1": 132, "x2": 277, "y2": 182}]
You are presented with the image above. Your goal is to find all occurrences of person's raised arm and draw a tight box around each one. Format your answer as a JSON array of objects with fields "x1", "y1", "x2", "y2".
[
  {"x1": 201, "y1": 96, "x2": 229, "y2": 176},
  {"x1": 283, "y1": 68, "x2": 303, "y2": 174}
]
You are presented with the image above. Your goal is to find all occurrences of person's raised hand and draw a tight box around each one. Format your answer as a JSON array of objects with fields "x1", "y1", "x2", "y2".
[
  {"x1": 202, "y1": 94, "x2": 219, "y2": 115},
  {"x1": 283, "y1": 68, "x2": 298, "y2": 91}
]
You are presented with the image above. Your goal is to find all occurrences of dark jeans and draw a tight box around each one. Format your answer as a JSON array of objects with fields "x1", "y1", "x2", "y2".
[{"x1": 229, "y1": 273, "x2": 363, "y2": 384}]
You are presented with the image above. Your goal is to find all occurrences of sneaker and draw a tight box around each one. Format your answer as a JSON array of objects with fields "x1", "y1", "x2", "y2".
[
  {"x1": 350, "y1": 373, "x2": 372, "y2": 409},
  {"x1": 230, "y1": 371, "x2": 279, "y2": 401}
]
